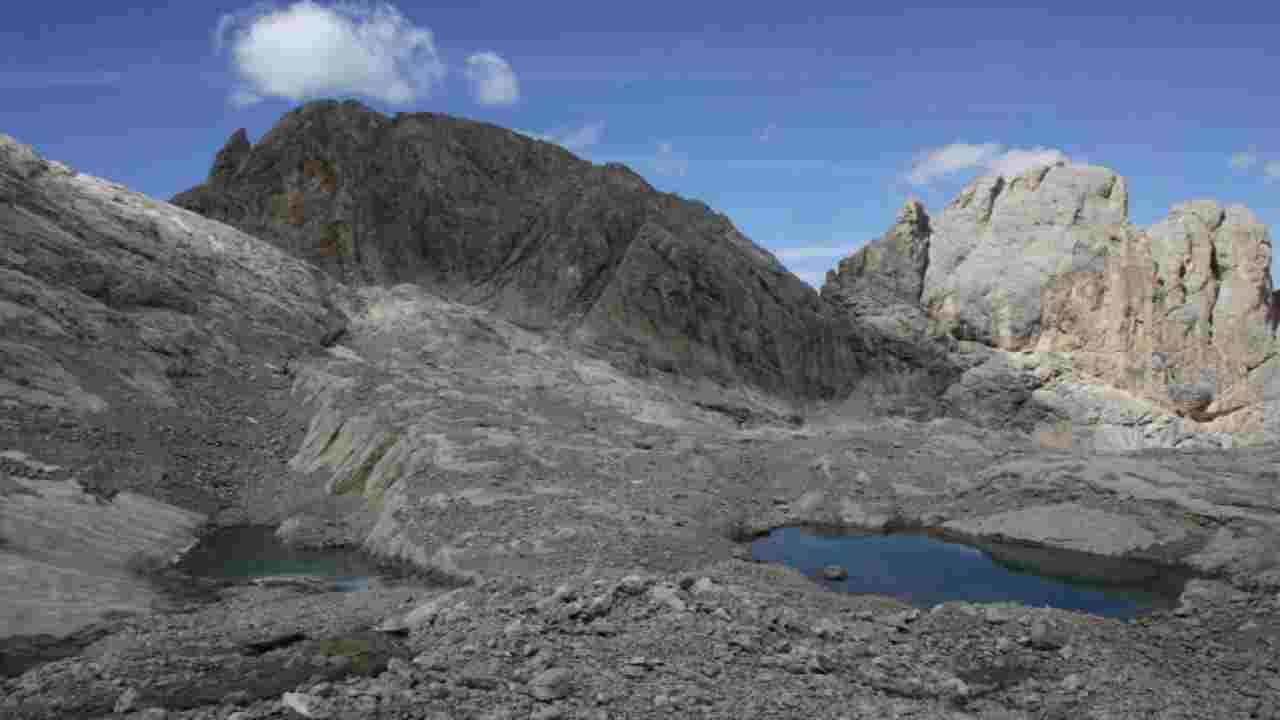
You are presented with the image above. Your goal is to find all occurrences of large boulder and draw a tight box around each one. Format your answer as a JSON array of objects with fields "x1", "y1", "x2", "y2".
[{"x1": 174, "y1": 100, "x2": 953, "y2": 403}]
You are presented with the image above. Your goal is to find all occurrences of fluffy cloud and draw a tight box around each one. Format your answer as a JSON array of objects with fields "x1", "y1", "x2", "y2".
[
  {"x1": 1231, "y1": 151, "x2": 1260, "y2": 171},
  {"x1": 215, "y1": 1, "x2": 445, "y2": 106},
  {"x1": 653, "y1": 141, "x2": 689, "y2": 177},
  {"x1": 906, "y1": 142, "x2": 1069, "y2": 186},
  {"x1": 465, "y1": 51, "x2": 519, "y2": 106},
  {"x1": 517, "y1": 121, "x2": 604, "y2": 151}
]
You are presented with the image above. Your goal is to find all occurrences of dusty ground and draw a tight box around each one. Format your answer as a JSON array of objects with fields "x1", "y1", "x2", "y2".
[{"x1": 5, "y1": 284, "x2": 1280, "y2": 718}]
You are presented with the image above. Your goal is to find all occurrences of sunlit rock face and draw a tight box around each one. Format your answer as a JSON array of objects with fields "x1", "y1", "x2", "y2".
[{"x1": 824, "y1": 161, "x2": 1279, "y2": 445}]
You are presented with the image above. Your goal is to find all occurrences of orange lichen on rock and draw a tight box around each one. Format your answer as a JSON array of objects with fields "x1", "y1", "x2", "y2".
[{"x1": 302, "y1": 158, "x2": 339, "y2": 193}]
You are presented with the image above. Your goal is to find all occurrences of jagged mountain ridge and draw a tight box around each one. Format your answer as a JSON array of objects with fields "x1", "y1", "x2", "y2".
[
  {"x1": 174, "y1": 99, "x2": 954, "y2": 405},
  {"x1": 824, "y1": 162, "x2": 1280, "y2": 446}
]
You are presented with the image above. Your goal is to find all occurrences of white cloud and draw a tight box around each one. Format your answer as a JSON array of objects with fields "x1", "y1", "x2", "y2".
[
  {"x1": 215, "y1": 1, "x2": 445, "y2": 106},
  {"x1": 986, "y1": 147, "x2": 1070, "y2": 178},
  {"x1": 517, "y1": 121, "x2": 605, "y2": 151},
  {"x1": 653, "y1": 141, "x2": 689, "y2": 177},
  {"x1": 464, "y1": 51, "x2": 519, "y2": 106},
  {"x1": 557, "y1": 121, "x2": 604, "y2": 151},
  {"x1": 1231, "y1": 151, "x2": 1260, "y2": 171},
  {"x1": 228, "y1": 88, "x2": 263, "y2": 108},
  {"x1": 905, "y1": 142, "x2": 1070, "y2": 187},
  {"x1": 771, "y1": 245, "x2": 860, "y2": 261},
  {"x1": 1265, "y1": 161, "x2": 1280, "y2": 183},
  {"x1": 791, "y1": 270, "x2": 827, "y2": 289}
]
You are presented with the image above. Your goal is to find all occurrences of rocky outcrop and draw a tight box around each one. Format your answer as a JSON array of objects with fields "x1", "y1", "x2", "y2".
[
  {"x1": 1037, "y1": 200, "x2": 1275, "y2": 433},
  {"x1": 825, "y1": 162, "x2": 1279, "y2": 445},
  {"x1": 174, "y1": 100, "x2": 954, "y2": 404},
  {"x1": 821, "y1": 200, "x2": 939, "y2": 348},
  {"x1": 922, "y1": 163, "x2": 1130, "y2": 349}
]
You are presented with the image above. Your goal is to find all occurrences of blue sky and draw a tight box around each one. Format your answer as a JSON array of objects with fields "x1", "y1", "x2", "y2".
[{"x1": 3, "y1": 1, "x2": 1278, "y2": 285}]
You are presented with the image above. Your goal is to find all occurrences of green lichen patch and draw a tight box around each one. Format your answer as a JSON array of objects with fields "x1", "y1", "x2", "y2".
[
  {"x1": 334, "y1": 433, "x2": 400, "y2": 497},
  {"x1": 317, "y1": 421, "x2": 354, "y2": 467},
  {"x1": 314, "y1": 637, "x2": 375, "y2": 675},
  {"x1": 319, "y1": 221, "x2": 354, "y2": 258}
]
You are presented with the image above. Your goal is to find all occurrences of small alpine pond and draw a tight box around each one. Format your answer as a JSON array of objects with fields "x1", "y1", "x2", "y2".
[
  {"x1": 751, "y1": 526, "x2": 1192, "y2": 619},
  {"x1": 175, "y1": 526, "x2": 380, "y2": 592}
]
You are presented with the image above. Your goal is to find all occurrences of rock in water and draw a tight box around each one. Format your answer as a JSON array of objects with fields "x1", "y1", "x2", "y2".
[
  {"x1": 821, "y1": 565, "x2": 849, "y2": 581},
  {"x1": 173, "y1": 100, "x2": 955, "y2": 405}
]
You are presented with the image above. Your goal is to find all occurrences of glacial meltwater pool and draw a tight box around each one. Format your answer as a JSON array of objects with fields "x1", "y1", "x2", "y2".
[
  {"x1": 175, "y1": 526, "x2": 381, "y2": 592},
  {"x1": 751, "y1": 526, "x2": 1192, "y2": 619}
]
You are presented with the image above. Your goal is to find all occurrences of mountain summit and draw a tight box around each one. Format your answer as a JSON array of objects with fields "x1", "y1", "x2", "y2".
[{"x1": 175, "y1": 100, "x2": 950, "y2": 405}]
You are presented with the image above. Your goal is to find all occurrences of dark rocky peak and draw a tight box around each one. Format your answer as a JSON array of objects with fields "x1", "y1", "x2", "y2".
[
  {"x1": 822, "y1": 199, "x2": 932, "y2": 307},
  {"x1": 208, "y1": 128, "x2": 251, "y2": 184},
  {"x1": 173, "y1": 100, "x2": 958, "y2": 404}
]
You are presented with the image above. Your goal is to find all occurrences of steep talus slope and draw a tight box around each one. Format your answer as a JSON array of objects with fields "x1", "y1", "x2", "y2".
[
  {"x1": 174, "y1": 99, "x2": 954, "y2": 404},
  {"x1": 0, "y1": 135, "x2": 345, "y2": 639},
  {"x1": 824, "y1": 162, "x2": 1279, "y2": 448}
]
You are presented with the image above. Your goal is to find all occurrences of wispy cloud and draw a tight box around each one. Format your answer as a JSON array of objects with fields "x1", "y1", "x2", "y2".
[
  {"x1": 464, "y1": 51, "x2": 519, "y2": 106},
  {"x1": 1265, "y1": 161, "x2": 1280, "y2": 183},
  {"x1": 215, "y1": 1, "x2": 445, "y2": 107},
  {"x1": 771, "y1": 245, "x2": 860, "y2": 261},
  {"x1": 0, "y1": 70, "x2": 123, "y2": 90},
  {"x1": 653, "y1": 141, "x2": 689, "y2": 177},
  {"x1": 1230, "y1": 151, "x2": 1260, "y2": 171},
  {"x1": 791, "y1": 270, "x2": 828, "y2": 289},
  {"x1": 517, "y1": 121, "x2": 605, "y2": 152},
  {"x1": 905, "y1": 142, "x2": 1069, "y2": 187}
]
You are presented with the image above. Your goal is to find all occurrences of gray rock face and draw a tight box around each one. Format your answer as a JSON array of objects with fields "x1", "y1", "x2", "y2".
[
  {"x1": 0, "y1": 134, "x2": 345, "y2": 416},
  {"x1": 823, "y1": 199, "x2": 931, "y2": 307},
  {"x1": 922, "y1": 163, "x2": 1129, "y2": 348},
  {"x1": 173, "y1": 100, "x2": 952, "y2": 403}
]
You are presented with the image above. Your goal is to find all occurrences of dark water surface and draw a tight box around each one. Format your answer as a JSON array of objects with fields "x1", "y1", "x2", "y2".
[
  {"x1": 175, "y1": 526, "x2": 379, "y2": 591},
  {"x1": 751, "y1": 526, "x2": 1191, "y2": 619}
]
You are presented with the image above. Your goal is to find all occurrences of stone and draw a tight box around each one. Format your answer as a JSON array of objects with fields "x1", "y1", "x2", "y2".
[
  {"x1": 529, "y1": 667, "x2": 574, "y2": 701},
  {"x1": 820, "y1": 565, "x2": 849, "y2": 581},
  {"x1": 650, "y1": 584, "x2": 688, "y2": 612},
  {"x1": 379, "y1": 589, "x2": 465, "y2": 632},
  {"x1": 944, "y1": 503, "x2": 1160, "y2": 557},
  {"x1": 114, "y1": 687, "x2": 140, "y2": 714},
  {"x1": 1028, "y1": 620, "x2": 1067, "y2": 651},
  {"x1": 616, "y1": 574, "x2": 652, "y2": 596},
  {"x1": 1061, "y1": 673, "x2": 1085, "y2": 692},
  {"x1": 281, "y1": 691, "x2": 333, "y2": 718}
]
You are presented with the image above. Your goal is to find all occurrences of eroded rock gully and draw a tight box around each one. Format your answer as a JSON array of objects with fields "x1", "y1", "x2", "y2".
[{"x1": 3, "y1": 128, "x2": 1280, "y2": 718}]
